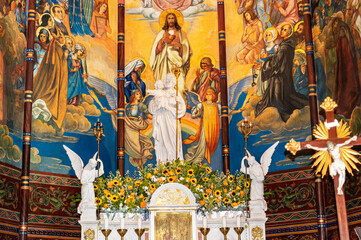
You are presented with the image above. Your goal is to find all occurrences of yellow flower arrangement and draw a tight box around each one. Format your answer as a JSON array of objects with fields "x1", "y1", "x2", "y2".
[{"x1": 95, "y1": 160, "x2": 248, "y2": 214}]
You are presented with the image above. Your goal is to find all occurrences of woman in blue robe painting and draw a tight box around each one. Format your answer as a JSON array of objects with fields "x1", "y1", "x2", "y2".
[
  {"x1": 124, "y1": 58, "x2": 147, "y2": 103},
  {"x1": 67, "y1": 44, "x2": 88, "y2": 105}
]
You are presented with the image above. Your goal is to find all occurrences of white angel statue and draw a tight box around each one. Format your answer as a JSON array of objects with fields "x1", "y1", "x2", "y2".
[
  {"x1": 241, "y1": 141, "x2": 279, "y2": 212},
  {"x1": 63, "y1": 145, "x2": 104, "y2": 214}
]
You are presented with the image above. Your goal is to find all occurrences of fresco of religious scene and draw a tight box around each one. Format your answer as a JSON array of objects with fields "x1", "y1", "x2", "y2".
[
  {"x1": 225, "y1": 0, "x2": 361, "y2": 173},
  {"x1": 225, "y1": 0, "x2": 327, "y2": 173},
  {"x1": 111, "y1": 0, "x2": 224, "y2": 172},
  {"x1": 0, "y1": 0, "x2": 118, "y2": 174}
]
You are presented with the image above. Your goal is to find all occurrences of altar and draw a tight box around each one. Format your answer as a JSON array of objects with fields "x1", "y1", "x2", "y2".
[{"x1": 79, "y1": 182, "x2": 267, "y2": 240}]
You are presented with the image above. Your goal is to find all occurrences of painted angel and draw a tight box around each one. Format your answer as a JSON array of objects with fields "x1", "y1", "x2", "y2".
[
  {"x1": 63, "y1": 145, "x2": 104, "y2": 214},
  {"x1": 241, "y1": 141, "x2": 279, "y2": 206},
  {"x1": 183, "y1": 89, "x2": 220, "y2": 164}
]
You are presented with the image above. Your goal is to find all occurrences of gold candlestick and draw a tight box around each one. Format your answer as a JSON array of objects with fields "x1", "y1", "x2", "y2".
[
  {"x1": 93, "y1": 119, "x2": 105, "y2": 220},
  {"x1": 117, "y1": 229, "x2": 127, "y2": 240},
  {"x1": 234, "y1": 227, "x2": 244, "y2": 240},
  {"x1": 101, "y1": 229, "x2": 112, "y2": 240},
  {"x1": 199, "y1": 227, "x2": 210, "y2": 240},
  {"x1": 239, "y1": 118, "x2": 253, "y2": 218},
  {"x1": 220, "y1": 227, "x2": 230, "y2": 240},
  {"x1": 135, "y1": 228, "x2": 145, "y2": 240}
]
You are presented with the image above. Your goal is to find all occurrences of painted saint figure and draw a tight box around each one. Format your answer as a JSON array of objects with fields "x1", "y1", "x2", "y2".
[
  {"x1": 124, "y1": 90, "x2": 154, "y2": 168},
  {"x1": 68, "y1": 0, "x2": 94, "y2": 36},
  {"x1": 183, "y1": 88, "x2": 220, "y2": 165},
  {"x1": 34, "y1": 28, "x2": 50, "y2": 77},
  {"x1": 67, "y1": 44, "x2": 88, "y2": 105},
  {"x1": 33, "y1": 24, "x2": 68, "y2": 133},
  {"x1": 150, "y1": 10, "x2": 192, "y2": 96},
  {"x1": 254, "y1": 27, "x2": 278, "y2": 96},
  {"x1": 90, "y1": 2, "x2": 112, "y2": 39},
  {"x1": 190, "y1": 57, "x2": 220, "y2": 102},
  {"x1": 255, "y1": 23, "x2": 308, "y2": 122},
  {"x1": 327, "y1": 17, "x2": 360, "y2": 118},
  {"x1": 124, "y1": 59, "x2": 146, "y2": 103},
  {"x1": 51, "y1": 5, "x2": 69, "y2": 35},
  {"x1": 236, "y1": 9, "x2": 264, "y2": 65}
]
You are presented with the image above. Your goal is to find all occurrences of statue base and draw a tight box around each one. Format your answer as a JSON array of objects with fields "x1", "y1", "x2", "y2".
[
  {"x1": 249, "y1": 200, "x2": 267, "y2": 218},
  {"x1": 80, "y1": 204, "x2": 97, "y2": 221}
]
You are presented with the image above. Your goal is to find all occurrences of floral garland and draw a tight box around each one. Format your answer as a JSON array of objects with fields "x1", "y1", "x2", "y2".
[{"x1": 95, "y1": 160, "x2": 249, "y2": 214}]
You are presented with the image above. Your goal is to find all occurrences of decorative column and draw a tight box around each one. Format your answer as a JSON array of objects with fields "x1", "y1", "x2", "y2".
[
  {"x1": 217, "y1": 0, "x2": 230, "y2": 173},
  {"x1": 302, "y1": 2, "x2": 327, "y2": 239},
  {"x1": 117, "y1": 0, "x2": 125, "y2": 175},
  {"x1": 19, "y1": 1, "x2": 37, "y2": 239}
]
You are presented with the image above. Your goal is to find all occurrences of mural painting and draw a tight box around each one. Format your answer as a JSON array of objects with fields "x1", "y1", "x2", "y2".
[
  {"x1": 225, "y1": 0, "x2": 361, "y2": 173},
  {"x1": 119, "y1": 0, "x2": 222, "y2": 172},
  {"x1": 0, "y1": 0, "x2": 360, "y2": 175},
  {"x1": 0, "y1": 0, "x2": 118, "y2": 174}
]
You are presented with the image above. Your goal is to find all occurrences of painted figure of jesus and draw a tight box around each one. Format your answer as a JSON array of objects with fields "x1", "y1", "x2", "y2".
[{"x1": 149, "y1": 10, "x2": 192, "y2": 95}]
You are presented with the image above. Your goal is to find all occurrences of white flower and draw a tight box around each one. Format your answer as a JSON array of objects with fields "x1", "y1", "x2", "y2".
[
  {"x1": 180, "y1": 177, "x2": 184, "y2": 181},
  {"x1": 168, "y1": 30, "x2": 175, "y2": 35}
]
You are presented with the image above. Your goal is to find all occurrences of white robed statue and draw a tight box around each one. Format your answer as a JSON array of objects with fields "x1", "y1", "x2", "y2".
[
  {"x1": 63, "y1": 145, "x2": 104, "y2": 214},
  {"x1": 241, "y1": 141, "x2": 279, "y2": 217},
  {"x1": 149, "y1": 9, "x2": 192, "y2": 95},
  {"x1": 148, "y1": 74, "x2": 186, "y2": 163}
]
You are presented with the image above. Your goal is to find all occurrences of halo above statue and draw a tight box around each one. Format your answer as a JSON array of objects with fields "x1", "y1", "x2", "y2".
[{"x1": 159, "y1": 9, "x2": 184, "y2": 28}]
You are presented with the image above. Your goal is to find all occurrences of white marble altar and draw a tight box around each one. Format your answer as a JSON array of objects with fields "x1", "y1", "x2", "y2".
[{"x1": 79, "y1": 183, "x2": 267, "y2": 240}]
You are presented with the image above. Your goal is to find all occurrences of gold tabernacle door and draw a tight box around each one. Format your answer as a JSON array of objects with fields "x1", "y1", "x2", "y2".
[{"x1": 148, "y1": 183, "x2": 198, "y2": 240}]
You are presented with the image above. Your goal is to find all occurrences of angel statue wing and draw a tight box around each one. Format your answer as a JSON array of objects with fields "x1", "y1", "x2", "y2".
[
  {"x1": 260, "y1": 141, "x2": 279, "y2": 176},
  {"x1": 63, "y1": 145, "x2": 84, "y2": 180}
]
